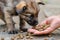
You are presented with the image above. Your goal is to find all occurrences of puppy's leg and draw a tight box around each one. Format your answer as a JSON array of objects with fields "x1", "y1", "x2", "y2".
[
  {"x1": 20, "y1": 16, "x2": 27, "y2": 32},
  {"x1": 3, "y1": 7, "x2": 18, "y2": 34}
]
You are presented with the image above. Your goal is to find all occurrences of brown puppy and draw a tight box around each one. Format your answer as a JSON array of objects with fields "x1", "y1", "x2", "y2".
[
  {"x1": 16, "y1": 0, "x2": 39, "y2": 32},
  {"x1": 0, "y1": 0, "x2": 44, "y2": 34},
  {"x1": 16, "y1": 0, "x2": 44, "y2": 32}
]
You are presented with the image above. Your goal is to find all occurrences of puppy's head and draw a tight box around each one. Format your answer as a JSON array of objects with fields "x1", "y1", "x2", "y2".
[
  {"x1": 26, "y1": 14, "x2": 38, "y2": 26},
  {"x1": 16, "y1": 1, "x2": 39, "y2": 26}
]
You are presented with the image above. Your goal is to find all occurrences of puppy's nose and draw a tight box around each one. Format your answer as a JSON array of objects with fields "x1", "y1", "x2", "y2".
[
  {"x1": 23, "y1": 6, "x2": 27, "y2": 11},
  {"x1": 28, "y1": 20, "x2": 38, "y2": 26},
  {"x1": 32, "y1": 20, "x2": 38, "y2": 26}
]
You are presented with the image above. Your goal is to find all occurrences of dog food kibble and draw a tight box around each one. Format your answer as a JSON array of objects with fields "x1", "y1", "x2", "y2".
[
  {"x1": 12, "y1": 34, "x2": 24, "y2": 40},
  {"x1": 26, "y1": 32, "x2": 33, "y2": 39},
  {"x1": 16, "y1": 36, "x2": 20, "y2": 39},
  {"x1": 20, "y1": 34, "x2": 24, "y2": 39},
  {"x1": 43, "y1": 25, "x2": 50, "y2": 30},
  {"x1": 30, "y1": 37, "x2": 33, "y2": 39},
  {"x1": 35, "y1": 24, "x2": 50, "y2": 31},
  {"x1": 26, "y1": 36, "x2": 33, "y2": 39},
  {"x1": 1, "y1": 38, "x2": 4, "y2": 40},
  {"x1": 35, "y1": 26, "x2": 40, "y2": 30},
  {"x1": 38, "y1": 29, "x2": 44, "y2": 31},
  {"x1": 26, "y1": 36, "x2": 30, "y2": 39}
]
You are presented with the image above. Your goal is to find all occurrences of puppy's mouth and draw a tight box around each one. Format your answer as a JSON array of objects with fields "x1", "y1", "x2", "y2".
[{"x1": 20, "y1": 14, "x2": 38, "y2": 26}]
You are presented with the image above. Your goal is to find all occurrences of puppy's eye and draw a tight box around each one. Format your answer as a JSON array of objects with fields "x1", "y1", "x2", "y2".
[
  {"x1": 23, "y1": 6, "x2": 27, "y2": 11},
  {"x1": 30, "y1": 15, "x2": 34, "y2": 19}
]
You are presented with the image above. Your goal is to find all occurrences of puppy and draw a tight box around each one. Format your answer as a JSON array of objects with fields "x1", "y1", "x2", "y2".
[
  {"x1": 16, "y1": 0, "x2": 45, "y2": 32},
  {"x1": 0, "y1": 0, "x2": 44, "y2": 34}
]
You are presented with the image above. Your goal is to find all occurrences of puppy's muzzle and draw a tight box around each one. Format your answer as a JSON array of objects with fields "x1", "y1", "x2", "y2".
[
  {"x1": 26, "y1": 15, "x2": 38, "y2": 26},
  {"x1": 27, "y1": 19, "x2": 38, "y2": 26}
]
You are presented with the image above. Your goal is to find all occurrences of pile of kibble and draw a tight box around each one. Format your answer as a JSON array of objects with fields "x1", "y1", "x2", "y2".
[
  {"x1": 0, "y1": 24, "x2": 52, "y2": 40},
  {"x1": 35, "y1": 24, "x2": 50, "y2": 31},
  {"x1": 35, "y1": 24, "x2": 52, "y2": 36},
  {"x1": 11, "y1": 32, "x2": 34, "y2": 40},
  {"x1": 0, "y1": 32, "x2": 34, "y2": 40}
]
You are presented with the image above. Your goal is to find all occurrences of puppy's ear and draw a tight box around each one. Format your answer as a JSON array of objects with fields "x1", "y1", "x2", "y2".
[
  {"x1": 34, "y1": 0, "x2": 45, "y2": 5},
  {"x1": 38, "y1": 2, "x2": 45, "y2": 5}
]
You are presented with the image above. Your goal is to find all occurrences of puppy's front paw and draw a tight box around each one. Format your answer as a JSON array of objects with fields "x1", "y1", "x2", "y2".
[
  {"x1": 8, "y1": 30, "x2": 18, "y2": 34},
  {"x1": 20, "y1": 28, "x2": 28, "y2": 32}
]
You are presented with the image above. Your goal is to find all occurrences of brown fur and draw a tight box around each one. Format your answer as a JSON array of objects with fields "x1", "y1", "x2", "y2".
[{"x1": 18, "y1": 0, "x2": 40, "y2": 32}]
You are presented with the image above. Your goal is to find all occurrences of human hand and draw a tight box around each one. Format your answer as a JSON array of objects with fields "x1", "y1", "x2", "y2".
[{"x1": 28, "y1": 16, "x2": 60, "y2": 35}]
